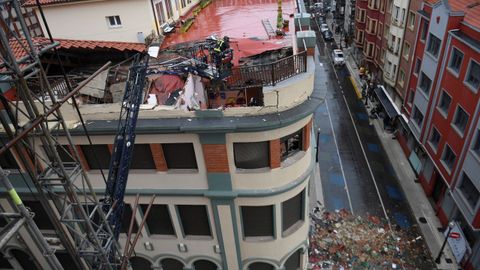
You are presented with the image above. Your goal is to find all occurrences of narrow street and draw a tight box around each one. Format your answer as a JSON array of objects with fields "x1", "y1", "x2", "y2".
[{"x1": 312, "y1": 15, "x2": 418, "y2": 232}]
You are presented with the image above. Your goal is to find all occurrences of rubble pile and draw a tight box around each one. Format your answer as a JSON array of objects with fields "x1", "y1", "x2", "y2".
[{"x1": 309, "y1": 210, "x2": 434, "y2": 269}]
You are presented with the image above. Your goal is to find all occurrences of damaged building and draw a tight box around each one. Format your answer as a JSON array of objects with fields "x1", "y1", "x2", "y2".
[{"x1": 0, "y1": 0, "x2": 319, "y2": 269}]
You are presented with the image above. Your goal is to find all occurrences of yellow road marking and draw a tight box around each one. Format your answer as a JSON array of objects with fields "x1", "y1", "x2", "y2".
[{"x1": 349, "y1": 76, "x2": 362, "y2": 99}]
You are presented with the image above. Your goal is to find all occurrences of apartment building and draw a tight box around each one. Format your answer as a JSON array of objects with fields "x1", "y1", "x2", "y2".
[
  {"x1": 0, "y1": 0, "x2": 319, "y2": 269},
  {"x1": 353, "y1": 0, "x2": 388, "y2": 79},
  {"x1": 24, "y1": 0, "x2": 200, "y2": 43},
  {"x1": 398, "y1": 0, "x2": 480, "y2": 268},
  {"x1": 393, "y1": 0, "x2": 421, "y2": 109},
  {"x1": 382, "y1": 0, "x2": 409, "y2": 108}
]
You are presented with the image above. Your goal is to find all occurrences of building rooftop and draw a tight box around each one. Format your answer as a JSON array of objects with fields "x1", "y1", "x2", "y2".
[
  {"x1": 3, "y1": 37, "x2": 144, "y2": 65},
  {"x1": 161, "y1": 0, "x2": 295, "y2": 52},
  {"x1": 449, "y1": 0, "x2": 480, "y2": 29}
]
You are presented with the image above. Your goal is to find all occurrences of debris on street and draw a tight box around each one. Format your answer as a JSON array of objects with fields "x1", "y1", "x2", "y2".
[{"x1": 309, "y1": 209, "x2": 435, "y2": 269}]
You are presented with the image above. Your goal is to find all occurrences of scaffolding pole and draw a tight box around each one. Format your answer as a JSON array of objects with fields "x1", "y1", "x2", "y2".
[
  {"x1": 0, "y1": 0, "x2": 121, "y2": 268},
  {"x1": 0, "y1": 167, "x2": 63, "y2": 269}
]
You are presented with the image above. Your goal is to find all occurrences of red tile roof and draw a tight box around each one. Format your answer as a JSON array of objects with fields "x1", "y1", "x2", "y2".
[
  {"x1": 23, "y1": 0, "x2": 83, "y2": 7},
  {"x1": 2, "y1": 37, "x2": 144, "y2": 66},
  {"x1": 449, "y1": 0, "x2": 480, "y2": 29}
]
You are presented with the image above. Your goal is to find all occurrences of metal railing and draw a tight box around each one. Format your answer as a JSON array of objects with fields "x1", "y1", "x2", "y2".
[{"x1": 226, "y1": 51, "x2": 308, "y2": 88}]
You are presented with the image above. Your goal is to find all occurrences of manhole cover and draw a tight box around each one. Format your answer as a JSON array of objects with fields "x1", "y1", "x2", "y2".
[{"x1": 419, "y1": 217, "x2": 427, "y2": 223}]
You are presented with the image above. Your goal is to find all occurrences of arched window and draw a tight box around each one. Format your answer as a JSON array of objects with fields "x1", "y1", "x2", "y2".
[
  {"x1": 10, "y1": 249, "x2": 39, "y2": 270},
  {"x1": 284, "y1": 249, "x2": 301, "y2": 270},
  {"x1": 248, "y1": 262, "x2": 275, "y2": 270},
  {"x1": 193, "y1": 259, "x2": 217, "y2": 270},
  {"x1": 130, "y1": 256, "x2": 152, "y2": 270},
  {"x1": 160, "y1": 258, "x2": 184, "y2": 270}
]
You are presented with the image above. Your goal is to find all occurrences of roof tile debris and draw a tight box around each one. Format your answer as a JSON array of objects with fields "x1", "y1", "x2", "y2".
[{"x1": 309, "y1": 209, "x2": 435, "y2": 269}]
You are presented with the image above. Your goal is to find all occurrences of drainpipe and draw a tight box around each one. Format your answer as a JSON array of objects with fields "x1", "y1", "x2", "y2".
[{"x1": 150, "y1": 0, "x2": 161, "y2": 37}]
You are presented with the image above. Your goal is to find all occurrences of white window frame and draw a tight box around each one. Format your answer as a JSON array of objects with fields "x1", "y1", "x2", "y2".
[
  {"x1": 447, "y1": 46, "x2": 464, "y2": 78},
  {"x1": 428, "y1": 126, "x2": 441, "y2": 153},
  {"x1": 408, "y1": 11, "x2": 415, "y2": 30},
  {"x1": 458, "y1": 172, "x2": 480, "y2": 213},
  {"x1": 413, "y1": 57, "x2": 421, "y2": 76},
  {"x1": 464, "y1": 59, "x2": 480, "y2": 93},
  {"x1": 440, "y1": 143, "x2": 456, "y2": 174},
  {"x1": 403, "y1": 41, "x2": 410, "y2": 60},
  {"x1": 106, "y1": 15, "x2": 122, "y2": 28},
  {"x1": 426, "y1": 33, "x2": 441, "y2": 59},
  {"x1": 451, "y1": 105, "x2": 469, "y2": 137},
  {"x1": 436, "y1": 89, "x2": 452, "y2": 119}
]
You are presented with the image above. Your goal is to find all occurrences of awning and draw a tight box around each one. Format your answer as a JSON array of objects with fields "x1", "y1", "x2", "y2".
[{"x1": 374, "y1": 87, "x2": 399, "y2": 118}]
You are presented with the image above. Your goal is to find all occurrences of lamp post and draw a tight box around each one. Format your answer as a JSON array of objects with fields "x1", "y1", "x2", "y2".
[{"x1": 435, "y1": 221, "x2": 455, "y2": 264}]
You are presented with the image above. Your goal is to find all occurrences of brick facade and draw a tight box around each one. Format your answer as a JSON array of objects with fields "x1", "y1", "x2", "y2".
[
  {"x1": 150, "y1": 144, "x2": 167, "y2": 171},
  {"x1": 269, "y1": 139, "x2": 281, "y2": 169},
  {"x1": 202, "y1": 144, "x2": 229, "y2": 173}
]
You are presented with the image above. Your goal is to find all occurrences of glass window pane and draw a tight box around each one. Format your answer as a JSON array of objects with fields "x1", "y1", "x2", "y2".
[{"x1": 234, "y1": 142, "x2": 269, "y2": 169}]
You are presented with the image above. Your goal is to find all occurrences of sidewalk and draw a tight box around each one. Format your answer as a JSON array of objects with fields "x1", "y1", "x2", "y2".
[{"x1": 344, "y1": 53, "x2": 459, "y2": 270}]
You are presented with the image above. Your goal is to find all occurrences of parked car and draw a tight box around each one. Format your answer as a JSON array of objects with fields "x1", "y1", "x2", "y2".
[
  {"x1": 322, "y1": 30, "x2": 333, "y2": 41},
  {"x1": 332, "y1": 49, "x2": 345, "y2": 66},
  {"x1": 320, "y1": 23, "x2": 329, "y2": 32}
]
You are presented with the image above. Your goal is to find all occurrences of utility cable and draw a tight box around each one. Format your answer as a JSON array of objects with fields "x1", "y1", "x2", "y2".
[{"x1": 35, "y1": 0, "x2": 108, "y2": 185}]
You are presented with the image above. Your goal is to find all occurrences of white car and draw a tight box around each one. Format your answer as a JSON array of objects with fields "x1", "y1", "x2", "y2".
[
  {"x1": 332, "y1": 49, "x2": 345, "y2": 66},
  {"x1": 320, "y1": 23, "x2": 329, "y2": 32}
]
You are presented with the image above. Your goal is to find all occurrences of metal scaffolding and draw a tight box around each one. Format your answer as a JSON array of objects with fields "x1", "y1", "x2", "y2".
[{"x1": 0, "y1": 0, "x2": 121, "y2": 268}]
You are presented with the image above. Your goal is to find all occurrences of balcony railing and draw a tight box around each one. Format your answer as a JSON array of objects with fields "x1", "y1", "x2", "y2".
[{"x1": 226, "y1": 51, "x2": 307, "y2": 89}]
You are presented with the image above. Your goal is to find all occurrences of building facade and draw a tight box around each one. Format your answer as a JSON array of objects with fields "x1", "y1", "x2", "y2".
[
  {"x1": 0, "y1": 2, "x2": 318, "y2": 268},
  {"x1": 24, "y1": 0, "x2": 200, "y2": 43},
  {"x1": 398, "y1": 1, "x2": 480, "y2": 268}
]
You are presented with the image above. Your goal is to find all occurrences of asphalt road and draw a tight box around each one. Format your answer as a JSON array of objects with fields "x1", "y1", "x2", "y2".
[{"x1": 311, "y1": 17, "x2": 416, "y2": 231}]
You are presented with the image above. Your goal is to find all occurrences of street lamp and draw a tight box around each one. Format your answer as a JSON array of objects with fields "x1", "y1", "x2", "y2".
[{"x1": 435, "y1": 221, "x2": 455, "y2": 264}]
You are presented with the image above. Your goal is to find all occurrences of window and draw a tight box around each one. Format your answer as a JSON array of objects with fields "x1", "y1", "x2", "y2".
[
  {"x1": 427, "y1": 34, "x2": 441, "y2": 58},
  {"x1": 408, "y1": 11, "x2": 415, "y2": 29},
  {"x1": 441, "y1": 145, "x2": 456, "y2": 171},
  {"x1": 234, "y1": 142, "x2": 269, "y2": 169},
  {"x1": 420, "y1": 21, "x2": 428, "y2": 42},
  {"x1": 248, "y1": 262, "x2": 274, "y2": 270},
  {"x1": 380, "y1": 0, "x2": 385, "y2": 12},
  {"x1": 414, "y1": 58, "x2": 421, "y2": 75},
  {"x1": 437, "y1": 90, "x2": 452, "y2": 116},
  {"x1": 366, "y1": 42, "x2": 375, "y2": 58},
  {"x1": 155, "y1": 2, "x2": 166, "y2": 25},
  {"x1": 465, "y1": 60, "x2": 480, "y2": 91},
  {"x1": 177, "y1": 205, "x2": 211, "y2": 236},
  {"x1": 459, "y1": 173, "x2": 479, "y2": 210},
  {"x1": 429, "y1": 127, "x2": 441, "y2": 150},
  {"x1": 23, "y1": 201, "x2": 55, "y2": 230},
  {"x1": 399, "y1": 69, "x2": 405, "y2": 86},
  {"x1": 472, "y1": 131, "x2": 480, "y2": 155},
  {"x1": 452, "y1": 106, "x2": 469, "y2": 135},
  {"x1": 241, "y1": 205, "x2": 274, "y2": 238},
  {"x1": 0, "y1": 148, "x2": 19, "y2": 169},
  {"x1": 448, "y1": 48, "x2": 464, "y2": 75},
  {"x1": 282, "y1": 190, "x2": 304, "y2": 234},
  {"x1": 180, "y1": 0, "x2": 186, "y2": 8},
  {"x1": 164, "y1": 0, "x2": 174, "y2": 19},
  {"x1": 281, "y1": 129, "x2": 303, "y2": 161},
  {"x1": 162, "y1": 143, "x2": 197, "y2": 169},
  {"x1": 141, "y1": 204, "x2": 175, "y2": 235},
  {"x1": 412, "y1": 106, "x2": 424, "y2": 127},
  {"x1": 403, "y1": 42, "x2": 410, "y2": 60},
  {"x1": 407, "y1": 89, "x2": 414, "y2": 105},
  {"x1": 284, "y1": 249, "x2": 301, "y2": 270},
  {"x1": 120, "y1": 205, "x2": 139, "y2": 234},
  {"x1": 131, "y1": 144, "x2": 155, "y2": 169},
  {"x1": 377, "y1": 22, "x2": 383, "y2": 38},
  {"x1": 106, "y1": 15, "x2": 121, "y2": 27},
  {"x1": 81, "y1": 145, "x2": 111, "y2": 169},
  {"x1": 418, "y1": 72, "x2": 432, "y2": 95}
]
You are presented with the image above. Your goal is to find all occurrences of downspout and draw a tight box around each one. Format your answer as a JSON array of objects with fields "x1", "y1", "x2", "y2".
[{"x1": 150, "y1": 0, "x2": 161, "y2": 37}]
